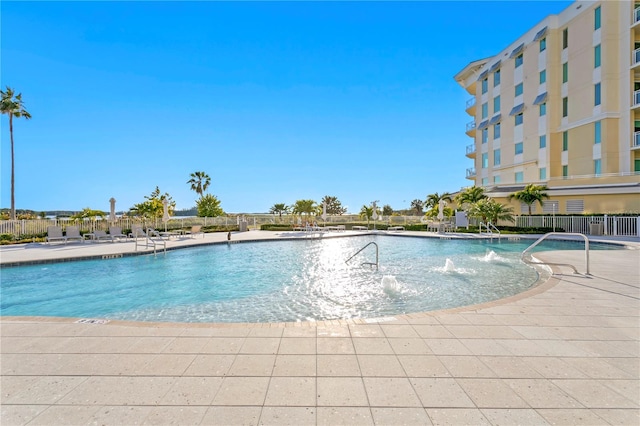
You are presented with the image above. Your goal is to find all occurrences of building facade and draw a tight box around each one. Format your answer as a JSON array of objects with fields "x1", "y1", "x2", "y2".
[{"x1": 455, "y1": 0, "x2": 640, "y2": 214}]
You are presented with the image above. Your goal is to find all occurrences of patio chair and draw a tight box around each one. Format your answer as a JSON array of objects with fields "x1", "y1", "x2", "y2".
[
  {"x1": 128, "y1": 225, "x2": 148, "y2": 239},
  {"x1": 85, "y1": 230, "x2": 113, "y2": 242},
  {"x1": 184, "y1": 225, "x2": 204, "y2": 238},
  {"x1": 65, "y1": 226, "x2": 84, "y2": 243},
  {"x1": 46, "y1": 226, "x2": 67, "y2": 244},
  {"x1": 108, "y1": 226, "x2": 128, "y2": 241}
]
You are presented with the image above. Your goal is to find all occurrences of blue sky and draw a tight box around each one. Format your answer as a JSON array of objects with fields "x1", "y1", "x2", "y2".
[{"x1": 1, "y1": 0, "x2": 572, "y2": 214}]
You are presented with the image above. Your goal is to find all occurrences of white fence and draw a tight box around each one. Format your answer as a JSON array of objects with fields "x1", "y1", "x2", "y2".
[{"x1": 507, "y1": 215, "x2": 639, "y2": 237}]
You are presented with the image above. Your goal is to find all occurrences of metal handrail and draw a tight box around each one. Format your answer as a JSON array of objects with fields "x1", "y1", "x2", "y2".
[
  {"x1": 521, "y1": 232, "x2": 589, "y2": 275},
  {"x1": 345, "y1": 241, "x2": 379, "y2": 270},
  {"x1": 133, "y1": 229, "x2": 166, "y2": 255}
]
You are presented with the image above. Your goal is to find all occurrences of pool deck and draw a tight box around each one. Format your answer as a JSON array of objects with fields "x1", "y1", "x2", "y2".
[{"x1": 1, "y1": 230, "x2": 639, "y2": 425}]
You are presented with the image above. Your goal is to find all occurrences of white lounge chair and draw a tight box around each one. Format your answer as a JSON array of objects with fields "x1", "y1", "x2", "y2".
[
  {"x1": 128, "y1": 225, "x2": 148, "y2": 239},
  {"x1": 85, "y1": 230, "x2": 113, "y2": 242},
  {"x1": 184, "y1": 225, "x2": 204, "y2": 238},
  {"x1": 65, "y1": 226, "x2": 84, "y2": 243},
  {"x1": 46, "y1": 226, "x2": 67, "y2": 244},
  {"x1": 108, "y1": 226, "x2": 127, "y2": 241}
]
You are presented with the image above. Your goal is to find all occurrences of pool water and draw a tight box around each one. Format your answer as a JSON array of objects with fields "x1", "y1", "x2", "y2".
[{"x1": 0, "y1": 235, "x2": 618, "y2": 323}]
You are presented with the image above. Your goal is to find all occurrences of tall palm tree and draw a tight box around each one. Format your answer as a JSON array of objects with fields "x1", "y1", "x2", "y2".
[
  {"x1": 269, "y1": 203, "x2": 290, "y2": 219},
  {"x1": 292, "y1": 199, "x2": 316, "y2": 219},
  {"x1": 359, "y1": 205, "x2": 373, "y2": 226},
  {"x1": 454, "y1": 186, "x2": 487, "y2": 210},
  {"x1": 1, "y1": 87, "x2": 32, "y2": 220},
  {"x1": 508, "y1": 184, "x2": 550, "y2": 215},
  {"x1": 425, "y1": 192, "x2": 452, "y2": 210},
  {"x1": 187, "y1": 171, "x2": 211, "y2": 198}
]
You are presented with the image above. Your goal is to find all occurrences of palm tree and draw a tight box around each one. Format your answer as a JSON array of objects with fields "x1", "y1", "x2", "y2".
[
  {"x1": 291, "y1": 199, "x2": 316, "y2": 219},
  {"x1": 269, "y1": 203, "x2": 290, "y2": 219},
  {"x1": 425, "y1": 192, "x2": 452, "y2": 210},
  {"x1": 454, "y1": 186, "x2": 487, "y2": 210},
  {"x1": 1, "y1": 87, "x2": 32, "y2": 220},
  {"x1": 468, "y1": 198, "x2": 514, "y2": 225},
  {"x1": 508, "y1": 184, "x2": 550, "y2": 215},
  {"x1": 359, "y1": 205, "x2": 373, "y2": 227},
  {"x1": 187, "y1": 171, "x2": 211, "y2": 199},
  {"x1": 410, "y1": 199, "x2": 424, "y2": 216}
]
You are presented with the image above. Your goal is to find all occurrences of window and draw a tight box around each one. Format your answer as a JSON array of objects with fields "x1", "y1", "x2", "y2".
[
  {"x1": 594, "y1": 44, "x2": 601, "y2": 68},
  {"x1": 481, "y1": 177, "x2": 489, "y2": 186},
  {"x1": 539, "y1": 167, "x2": 547, "y2": 180},
  {"x1": 562, "y1": 131, "x2": 568, "y2": 151},
  {"x1": 493, "y1": 96, "x2": 500, "y2": 113},
  {"x1": 481, "y1": 78, "x2": 488, "y2": 94},
  {"x1": 515, "y1": 171, "x2": 524, "y2": 183},
  {"x1": 481, "y1": 102, "x2": 488, "y2": 119},
  {"x1": 515, "y1": 83, "x2": 523, "y2": 97},
  {"x1": 594, "y1": 83, "x2": 601, "y2": 106},
  {"x1": 539, "y1": 37, "x2": 546, "y2": 52},
  {"x1": 562, "y1": 165, "x2": 569, "y2": 177},
  {"x1": 482, "y1": 128, "x2": 488, "y2": 144},
  {"x1": 543, "y1": 201, "x2": 559, "y2": 213},
  {"x1": 562, "y1": 97, "x2": 568, "y2": 117},
  {"x1": 594, "y1": 159, "x2": 601, "y2": 176},
  {"x1": 515, "y1": 142, "x2": 523, "y2": 155},
  {"x1": 594, "y1": 121, "x2": 601, "y2": 144},
  {"x1": 494, "y1": 122, "x2": 501, "y2": 139},
  {"x1": 562, "y1": 63, "x2": 568, "y2": 83},
  {"x1": 562, "y1": 28, "x2": 568, "y2": 49},
  {"x1": 515, "y1": 54, "x2": 523, "y2": 68},
  {"x1": 493, "y1": 69, "x2": 501, "y2": 86},
  {"x1": 515, "y1": 112, "x2": 523, "y2": 126},
  {"x1": 594, "y1": 6, "x2": 601, "y2": 30},
  {"x1": 482, "y1": 153, "x2": 489, "y2": 168},
  {"x1": 493, "y1": 148, "x2": 501, "y2": 166},
  {"x1": 539, "y1": 102, "x2": 546, "y2": 116},
  {"x1": 539, "y1": 135, "x2": 546, "y2": 148},
  {"x1": 494, "y1": 175, "x2": 501, "y2": 184},
  {"x1": 539, "y1": 69, "x2": 546, "y2": 84}
]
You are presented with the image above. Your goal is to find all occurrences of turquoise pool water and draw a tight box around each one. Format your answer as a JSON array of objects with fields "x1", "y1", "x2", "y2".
[{"x1": 0, "y1": 236, "x2": 618, "y2": 323}]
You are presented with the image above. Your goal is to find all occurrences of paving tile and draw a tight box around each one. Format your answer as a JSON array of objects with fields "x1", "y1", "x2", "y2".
[
  {"x1": 551, "y1": 379, "x2": 639, "y2": 408},
  {"x1": 349, "y1": 325, "x2": 385, "y2": 337},
  {"x1": 239, "y1": 338, "x2": 281, "y2": 354},
  {"x1": 459, "y1": 338, "x2": 513, "y2": 356},
  {"x1": 352, "y1": 338, "x2": 394, "y2": 354},
  {"x1": 388, "y1": 338, "x2": 432, "y2": 355},
  {"x1": 371, "y1": 407, "x2": 432, "y2": 425},
  {"x1": 317, "y1": 355, "x2": 361, "y2": 377},
  {"x1": 3, "y1": 376, "x2": 87, "y2": 405},
  {"x1": 598, "y1": 379, "x2": 640, "y2": 404},
  {"x1": 423, "y1": 339, "x2": 472, "y2": 355},
  {"x1": 317, "y1": 407, "x2": 374, "y2": 425},
  {"x1": 272, "y1": 354, "x2": 316, "y2": 376},
  {"x1": 435, "y1": 314, "x2": 471, "y2": 325},
  {"x1": 201, "y1": 406, "x2": 261, "y2": 425},
  {"x1": 212, "y1": 377, "x2": 270, "y2": 406},
  {"x1": 521, "y1": 356, "x2": 589, "y2": 379},
  {"x1": 480, "y1": 408, "x2": 550, "y2": 425},
  {"x1": 0, "y1": 404, "x2": 48, "y2": 426},
  {"x1": 200, "y1": 337, "x2": 246, "y2": 354},
  {"x1": 278, "y1": 337, "x2": 316, "y2": 354},
  {"x1": 318, "y1": 325, "x2": 352, "y2": 337},
  {"x1": 28, "y1": 405, "x2": 102, "y2": 425},
  {"x1": 536, "y1": 408, "x2": 611, "y2": 425},
  {"x1": 412, "y1": 325, "x2": 454, "y2": 339},
  {"x1": 409, "y1": 378, "x2": 475, "y2": 408},
  {"x1": 282, "y1": 327, "x2": 317, "y2": 337},
  {"x1": 591, "y1": 408, "x2": 640, "y2": 426},
  {"x1": 139, "y1": 354, "x2": 195, "y2": 376},
  {"x1": 358, "y1": 355, "x2": 406, "y2": 377},
  {"x1": 562, "y1": 357, "x2": 635, "y2": 379},
  {"x1": 438, "y1": 356, "x2": 496, "y2": 378},
  {"x1": 247, "y1": 328, "x2": 284, "y2": 338},
  {"x1": 88, "y1": 405, "x2": 153, "y2": 425},
  {"x1": 0, "y1": 376, "x2": 41, "y2": 400},
  {"x1": 264, "y1": 377, "x2": 316, "y2": 406},
  {"x1": 124, "y1": 336, "x2": 175, "y2": 353},
  {"x1": 504, "y1": 378, "x2": 583, "y2": 408},
  {"x1": 162, "y1": 337, "x2": 208, "y2": 354},
  {"x1": 259, "y1": 406, "x2": 316, "y2": 425},
  {"x1": 425, "y1": 408, "x2": 491, "y2": 425},
  {"x1": 363, "y1": 377, "x2": 422, "y2": 407},
  {"x1": 397, "y1": 355, "x2": 451, "y2": 378},
  {"x1": 228, "y1": 354, "x2": 275, "y2": 376},
  {"x1": 380, "y1": 325, "x2": 420, "y2": 338},
  {"x1": 478, "y1": 356, "x2": 543, "y2": 378},
  {"x1": 159, "y1": 376, "x2": 223, "y2": 405},
  {"x1": 183, "y1": 354, "x2": 236, "y2": 376},
  {"x1": 142, "y1": 406, "x2": 208, "y2": 425},
  {"x1": 317, "y1": 337, "x2": 355, "y2": 354},
  {"x1": 456, "y1": 378, "x2": 528, "y2": 408},
  {"x1": 316, "y1": 377, "x2": 369, "y2": 406},
  {"x1": 57, "y1": 376, "x2": 176, "y2": 405}
]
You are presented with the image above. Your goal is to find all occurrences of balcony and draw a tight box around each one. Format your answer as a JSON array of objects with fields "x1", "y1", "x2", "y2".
[
  {"x1": 465, "y1": 97, "x2": 476, "y2": 115},
  {"x1": 633, "y1": 48, "x2": 640, "y2": 68},
  {"x1": 466, "y1": 167, "x2": 476, "y2": 179},
  {"x1": 465, "y1": 121, "x2": 476, "y2": 137},
  {"x1": 635, "y1": 7, "x2": 640, "y2": 24},
  {"x1": 634, "y1": 90, "x2": 640, "y2": 108},
  {"x1": 634, "y1": 131, "x2": 640, "y2": 149},
  {"x1": 466, "y1": 143, "x2": 476, "y2": 158}
]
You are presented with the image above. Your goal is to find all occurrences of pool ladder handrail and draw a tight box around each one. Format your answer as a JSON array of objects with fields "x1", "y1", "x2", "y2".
[
  {"x1": 133, "y1": 229, "x2": 167, "y2": 255},
  {"x1": 345, "y1": 241, "x2": 379, "y2": 270},
  {"x1": 521, "y1": 232, "x2": 589, "y2": 275},
  {"x1": 479, "y1": 221, "x2": 501, "y2": 240}
]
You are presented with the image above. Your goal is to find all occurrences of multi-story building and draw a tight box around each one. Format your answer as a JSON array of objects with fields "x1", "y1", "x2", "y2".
[{"x1": 455, "y1": 0, "x2": 640, "y2": 214}]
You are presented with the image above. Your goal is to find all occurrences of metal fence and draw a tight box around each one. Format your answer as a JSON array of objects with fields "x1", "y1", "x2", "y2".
[{"x1": 507, "y1": 215, "x2": 639, "y2": 237}]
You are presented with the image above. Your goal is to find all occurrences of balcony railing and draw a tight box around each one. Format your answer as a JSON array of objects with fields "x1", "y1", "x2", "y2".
[
  {"x1": 635, "y1": 131, "x2": 640, "y2": 147},
  {"x1": 635, "y1": 7, "x2": 640, "y2": 24},
  {"x1": 635, "y1": 90, "x2": 640, "y2": 107},
  {"x1": 634, "y1": 48, "x2": 640, "y2": 66},
  {"x1": 466, "y1": 167, "x2": 476, "y2": 178},
  {"x1": 466, "y1": 144, "x2": 476, "y2": 155},
  {"x1": 466, "y1": 121, "x2": 476, "y2": 132},
  {"x1": 466, "y1": 97, "x2": 476, "y2": 109}
]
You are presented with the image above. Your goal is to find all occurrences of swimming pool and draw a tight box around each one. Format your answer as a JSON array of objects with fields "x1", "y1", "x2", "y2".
[{"x1": 0, "y1": 235, "x2": 618, "y2": 323}]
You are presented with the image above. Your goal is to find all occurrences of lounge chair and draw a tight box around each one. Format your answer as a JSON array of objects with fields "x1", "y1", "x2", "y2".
[
  {"x1": 108, "y1": 226, "x2": 127, "y2": 241},
  {"x1": 46, "y1": 226, "x2": 67, "y2": 244},
  {"x1": 128, "y1": 225, "x2": 148, "y2": 239},
  {"x1": 184, "y1": 225, "x2": 204, "y2": 238},
  {"x1": 65, "y1": 226, "x2": 84, "y2": 243},
  {"x1": 85, "y1": 230, "x2": 113, "y2": 242}
]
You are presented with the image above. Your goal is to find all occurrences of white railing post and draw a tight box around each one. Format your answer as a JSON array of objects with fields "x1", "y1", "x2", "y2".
[
  {"x1": 613, "y1": 217, "x2": 617, "y2": 236},
  {"x1": 637, "y1": 217, "x2": 640, "y2": 238},
  {"x1": 603, "y1": 214, "x2": 608, "y2": 235}
]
